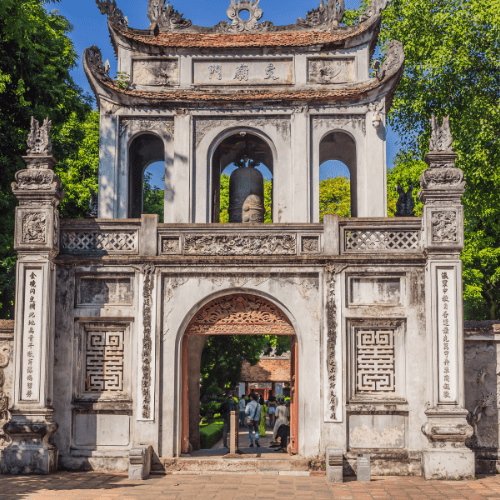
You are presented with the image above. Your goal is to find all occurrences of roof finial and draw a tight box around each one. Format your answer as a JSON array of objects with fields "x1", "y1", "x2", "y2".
[
  {"x1": 26, "y1": 117, "x2": 52, "y2": 156},
  {"x1": 429, "y1": 115, "x2": 453, "y2": 152}
]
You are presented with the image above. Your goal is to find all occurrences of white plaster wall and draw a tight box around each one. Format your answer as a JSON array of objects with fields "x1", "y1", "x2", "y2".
[{"x1": 160, "y1": 268, "x2": 322, "y2": 458}]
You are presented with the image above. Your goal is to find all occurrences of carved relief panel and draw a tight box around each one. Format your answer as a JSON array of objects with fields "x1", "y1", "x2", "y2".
[
  {"x1": 307, "y1": 58, "x2": 356, "y2": 84},
  {"x1": 132, "y1": 58, "x2": 179, "y2": 87},
  {"x1": 15, "y1": 208, "x2": 57, "y2": 251},
  {"x1": 75, "y1": 275, "x2": 134, "y2": 307},
  {"x1": 347, "y1": 319, "x2": 406, "y2": 403},
  {"x1": 73, "y1": 321, "x2": 131, "y2": 402}
]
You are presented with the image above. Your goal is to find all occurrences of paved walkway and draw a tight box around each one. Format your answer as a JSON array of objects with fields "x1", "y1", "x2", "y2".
[{"x1": 1, "y1": 473, "x2": 500, "y2": 500}]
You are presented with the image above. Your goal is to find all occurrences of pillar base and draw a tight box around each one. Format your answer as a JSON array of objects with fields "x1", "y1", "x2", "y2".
[
  {"x1": 422, "y1": 448, "x2": 475, "y2": 480},
  {"x1": 1, "y1": 411, "x2": 59, "y2": 475}
]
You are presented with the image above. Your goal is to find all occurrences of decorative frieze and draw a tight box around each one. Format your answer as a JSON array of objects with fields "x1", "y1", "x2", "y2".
[
  {"x1": 312, "y1": 115, "x2": 366, "y2": 135},
  {"x1": 184, "y1": 234, "x2": 296, "y2": 256},
  {"x1": 77, "y1": 277, "x2": 133, "y2": 307},
  {"x1": 161, "y1": 237, "x2": 181, "y2": 255},
  {"x1": 301, "y1": 236, "x2": 320, "y2": 253},
  {"x1": 119, "y1": 118, "x2": 174, "y2": 138},
  {"x1": 195, "y1": 117, "x2": 291, "y2": 148},
  {"x1": 185, "y1": 294, "x2": 295, "y2": 335},
  {"x1": 60, "y1": 230, "x2": 138, "y2": 254},
  {"x1": 132, "y1": 59, "x2": 179, "y2": 86},
  {"x1": 431, "y1": 211, "x2": 458, "y2": 243},
  {"x1": 344, "y1": 229, "x2": 421, "y2": 252}
]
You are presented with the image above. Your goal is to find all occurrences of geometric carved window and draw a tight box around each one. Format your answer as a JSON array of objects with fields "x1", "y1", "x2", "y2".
[
  {"x1": 85, "y1": 330, "x2": 124, "y2": 392},
  {"x1": 356, "y1": 329, "x2": 395, "y2": 393},
  {"x1": 74, "y1": 320, "x2": 131, "y2": 403}
]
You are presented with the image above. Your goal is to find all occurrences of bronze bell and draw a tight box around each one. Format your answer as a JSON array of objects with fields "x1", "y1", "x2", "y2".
[{"x1": 228, "y1": 160, "x2": 265, "y2": 223}]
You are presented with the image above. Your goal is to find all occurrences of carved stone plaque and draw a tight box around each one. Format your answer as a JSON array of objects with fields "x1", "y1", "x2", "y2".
[
  {"x1": 77, "y1": 277, "x2": 133, "y2": 307},
  {"x1": 193, "y1": 59, "x2": 294, "y2": 86},
  {"x1": 307, "y1": 58, "x2": 356, "y2": 84},
  {"x1": 132, "y1": 59, "x2": 179, "y2": 86},
  {"x1": 349, "y1": 277, "x2": 401, "y2": 306}
]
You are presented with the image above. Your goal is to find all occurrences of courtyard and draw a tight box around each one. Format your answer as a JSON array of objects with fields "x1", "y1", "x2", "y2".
[{"x1": 1, "y1": 473, "x2": 500, "y2": 500}]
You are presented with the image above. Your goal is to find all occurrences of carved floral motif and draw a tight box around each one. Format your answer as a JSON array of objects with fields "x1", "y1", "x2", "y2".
[
  {"x1": 215, "y1": 0, "x2": 275, "y2": 33},
  {"x1": 195, "y1": 118, "x2": 290, "y2": 148},
  {"x1": 22, "y1": 213, "x2": 47, "y2": 244},
  {"x1": 14, "y1": 170, "x2": 54, "y2": 191},
  {"x1": 184, "y1": 235, "x2": 296, "y2": 256},
  {"x1": 185, "y1": 294, "x2": 295, "y2": 335},
  {"x1": 119, "y1": 118, "x2": 174, "y2": 138},
  {"x1": 302, "y1": 237, "x2": 319, "y2": 253},
  {"x1": 420, "y1": 168, "x2": 465, "y2": 189},
  {"x1": 162, "y1": 237, "x2": 180, "y2": 254},
  {"x1": 431, "y1": 211, "x2": 457, "y2": 243}
]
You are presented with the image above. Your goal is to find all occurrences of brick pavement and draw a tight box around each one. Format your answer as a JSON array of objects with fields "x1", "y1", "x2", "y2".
[{"x1": 1, "y1": 472, "x2": 500, "y2": 500}]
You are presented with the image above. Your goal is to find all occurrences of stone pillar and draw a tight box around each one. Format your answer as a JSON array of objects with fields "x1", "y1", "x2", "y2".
[
  {"x1": 419, "y1": 116, "x2": 474, "y2": 479},
  {"x1": 291, "y1": 106, "x2": 310, "y2": 222},
  {"x1": 1, "y1": 117, "x2": 63, "y2": 474}
]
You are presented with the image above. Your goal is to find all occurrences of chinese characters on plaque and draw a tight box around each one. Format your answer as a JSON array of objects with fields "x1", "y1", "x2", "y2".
[
  {"x1": 438, "y1": 269, "x2": 456, "y2": 403},
  {"x1": 22, "y1": 269, "x2": 42, "y2": 401}
]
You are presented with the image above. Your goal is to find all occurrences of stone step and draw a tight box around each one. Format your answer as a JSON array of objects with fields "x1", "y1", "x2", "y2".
[{"x1": 154, "y1": 457, "x2": 311, "y2": 475}]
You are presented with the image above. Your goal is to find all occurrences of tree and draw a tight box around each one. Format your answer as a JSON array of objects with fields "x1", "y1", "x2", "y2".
[
  {"x1": 379, "y1": 0, "x2": 500, "y2": 319},
  {"x1": 0, "y1": 0, "x2": 92, "y2": 317},
  {"x1": 319, "y1": 177, "x2": 351, "y2": 221},
  {"x1": 143, "y1": 171, "x2": 165, "y2": 223}
]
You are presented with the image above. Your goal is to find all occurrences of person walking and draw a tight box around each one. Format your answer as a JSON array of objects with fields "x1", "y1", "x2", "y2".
[
  {"x1": 239, "y1": 395, "x2": 246, "y2": 427},
  {"x1": 245, "y1": 394, "x2": 261, "y2": 448},
  {"x1": 272, "y1": 404, "x2": 288, "y2": 442},
  {"x1": 259, "y1": 396, "x2": 267, "y2": 438},
  {"x1": 218, "y1": 392, "x2": 237, "y2": 449},
  {"x1": 267, "y1": 396, "x2": 277, "y2": 428}
]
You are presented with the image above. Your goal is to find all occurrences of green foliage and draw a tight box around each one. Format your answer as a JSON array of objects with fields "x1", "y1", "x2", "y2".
[
  {"x1": 55, "y1": 110, "x2": 99, "y2": 219},
  {"x1": 0, "y1": 0, "x2": 91, "y2": 318},
  {"x1": 263, "y1": 178, "x2": 273, "y2": 223},
  {"x1": 143, "y1": 172, "x2": 165, "y2": 223},
  {"x1": 115, "y1": 72, "x2": 131, "y2": 90},
  {"x1": 319, "y1": 177, "x2": 351, "y2": 221},
  {"x1": 199, "y1": 419, "x2": 224, "y2": 449},
  {"x1": 380, "y1": 0, "x2": 500, "y2": 319}
]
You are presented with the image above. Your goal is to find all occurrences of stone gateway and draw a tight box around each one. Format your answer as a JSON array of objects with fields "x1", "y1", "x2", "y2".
[{"x1": 0, "y1": 0, "x2": 479, "y2": 480}]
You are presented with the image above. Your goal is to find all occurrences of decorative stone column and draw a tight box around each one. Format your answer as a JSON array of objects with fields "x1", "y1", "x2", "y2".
[
  {"x1": 1, "y1": 117, "x2": 63, "y2": 474},
  {"x1": 419, "y1": 115, "x2": 474, "y2": 479}
]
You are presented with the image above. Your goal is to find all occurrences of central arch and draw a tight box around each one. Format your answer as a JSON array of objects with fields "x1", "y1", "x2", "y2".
[{"x1": 180, "y1": 293, "x2": 299, "y2": 455}]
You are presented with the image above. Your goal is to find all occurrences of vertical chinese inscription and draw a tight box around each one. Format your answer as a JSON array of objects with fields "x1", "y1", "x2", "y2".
[
  {"x1": 21, "y1": 269, "x2": 42, "y2": 401},
  {"x1": 438, "y1": 269, "x2": 457, "y2": 403}
]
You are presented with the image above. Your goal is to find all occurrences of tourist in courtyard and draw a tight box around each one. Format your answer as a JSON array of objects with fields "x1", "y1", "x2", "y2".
[
  {"x1": 245, "y1": 393, "x2": 261, "y2": 448},
  {"x1": 272, "y1": 404, "x2": 288, "y2": 442},
  {"x1": 268, "y1": 395, "x2": 277, "y2": 427},
  {"x1": 259, "y1": 397, "x2": 268, "y2": 438},
  {"x1": 218, "y1": 393, "x2": 237, "y2": 449},
  {"x1": 275, "y1": 423, "x2": 290, "y2": 453},
  {"x1": 239, "y1": 395, "x2": 246, "y2": 427}
]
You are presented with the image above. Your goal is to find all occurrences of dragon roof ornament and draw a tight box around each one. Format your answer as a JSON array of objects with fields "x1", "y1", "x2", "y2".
[
  {"x1": 95, "y1": 0, "x2": 129, "y2": 26},
  {"x1": 147, "y1": 0, "x2": 192, "y2": 31},
  {"x1": 296, "y1": 0, "x2": 345, "y2": 29}
]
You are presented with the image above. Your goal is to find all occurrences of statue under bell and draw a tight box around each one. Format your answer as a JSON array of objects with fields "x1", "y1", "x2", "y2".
[{"x1": 228, "y1": 162, "x2": 265, "y2": 223}]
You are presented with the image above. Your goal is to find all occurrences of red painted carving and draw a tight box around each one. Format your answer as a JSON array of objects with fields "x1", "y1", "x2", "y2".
[{"x1": 185, "y1": 294, "x2": 294, "y2": 335}]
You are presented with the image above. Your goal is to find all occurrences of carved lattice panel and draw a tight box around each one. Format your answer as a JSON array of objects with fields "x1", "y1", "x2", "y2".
[
  {"x1": 61, "y1": 231, "x2": 138, "y2": 253},
  {"x1": 345, "y1": 230, "x2": 420, "y2": 252},
  {"x1": 85, "y1": 330, "x2": 124, "y2": 392},
  {"x1": 356, "y1": 329, "x2": 395, "y2": 392}
]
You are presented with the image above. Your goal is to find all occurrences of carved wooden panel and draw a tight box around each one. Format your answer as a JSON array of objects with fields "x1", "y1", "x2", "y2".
[{"x1": 185, "y1": 294, "x2": 295, "y2": 335}]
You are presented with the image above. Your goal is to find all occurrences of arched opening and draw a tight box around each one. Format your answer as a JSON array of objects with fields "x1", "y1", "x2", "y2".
[
  {"x1": 180, "y1": 294, "x2": 298, "y2": 456},
  {"x1": 211, "y1": 132, "x2": 273, "y2": 223},
  {"x1": 143, "y1": 161, "x2": 165, "y2": 222},
  {"x1": 319, "y1": 131, "x2": 357, "y2": 218},
  {"x1": 128, "y1": 133, "x2": 165, "y2": 218}
]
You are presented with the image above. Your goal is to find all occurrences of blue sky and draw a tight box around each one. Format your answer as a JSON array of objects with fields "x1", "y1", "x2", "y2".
[{"x1": 48, "y1": 0, "x2": 400, "y2": 187}]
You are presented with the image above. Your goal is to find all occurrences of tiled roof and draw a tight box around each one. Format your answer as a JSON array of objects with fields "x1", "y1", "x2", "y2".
[
  {"x1": 113, "y1": 18, "x2": 378, "y2": 49},
  {"x1": 102, "y1": 79, "x2": 378, "y2": 103}
]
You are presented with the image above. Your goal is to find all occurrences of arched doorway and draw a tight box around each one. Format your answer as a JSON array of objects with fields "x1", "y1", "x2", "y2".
[
  {"x1": 128, "y1": 133, "x2": 165, "y2": 218},
  {"x1": 180, "y1": 294, "x2": 299, "y2": 455},
  {"x1": 319, "y1": 131, "x2": 357, "y2": 217},
  {"x1": 211, "y1": 132, "x2": 274, "y2": 222}
]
